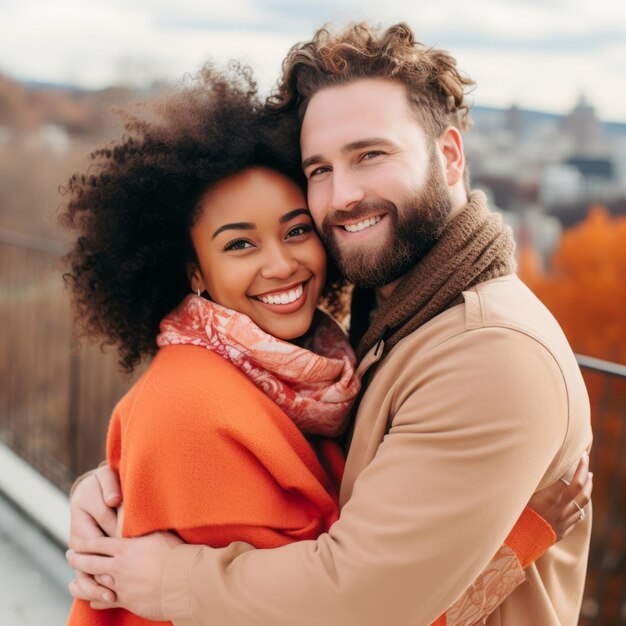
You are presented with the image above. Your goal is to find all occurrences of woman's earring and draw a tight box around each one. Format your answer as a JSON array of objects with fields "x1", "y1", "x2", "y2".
[{"x1": 197, "y1": 288, "x2": 201, "y2": 297}]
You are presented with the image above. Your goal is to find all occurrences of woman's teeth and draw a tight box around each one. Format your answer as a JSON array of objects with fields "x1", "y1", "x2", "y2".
[
  {"x1": 258, "y1": 283, "x2": 304, "y2": 305},
  {"x1": 343, "y1": 215, "x2": 382, "y2": 232}
]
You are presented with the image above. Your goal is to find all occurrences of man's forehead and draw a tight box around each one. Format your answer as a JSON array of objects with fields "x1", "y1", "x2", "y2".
[
  {"x1": 305, "y1": 79, "x2": 408, "y2": 121},
  {"x1": 300, "y1": 80, "x2": 424, "y2": 154}
]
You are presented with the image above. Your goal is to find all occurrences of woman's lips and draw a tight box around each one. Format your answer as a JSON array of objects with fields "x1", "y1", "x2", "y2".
[{"x1": 250, "y1": 281, "x2": 309, "y2": 314}]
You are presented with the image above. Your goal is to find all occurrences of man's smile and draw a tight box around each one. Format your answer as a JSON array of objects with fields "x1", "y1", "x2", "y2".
[{"x1": 341, "y1": 215, "x2": 383, "y2": 232}]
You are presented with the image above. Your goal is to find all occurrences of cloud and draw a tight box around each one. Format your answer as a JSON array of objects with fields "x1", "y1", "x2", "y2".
[{"x1": 0, "y1": 0, "x2": 625, "y2": 121}]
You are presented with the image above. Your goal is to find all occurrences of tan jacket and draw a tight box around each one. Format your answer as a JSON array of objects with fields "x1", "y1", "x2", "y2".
[{"x1": 162, "y1": 275, "x2": 592, "y2": 626}]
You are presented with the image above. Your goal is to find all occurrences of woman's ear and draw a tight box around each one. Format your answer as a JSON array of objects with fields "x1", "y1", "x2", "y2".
[
  {"x1": 187, "y1": 263, "x2": 206, "y2": 296},
  {"x1": 438, "y1": 126, "x2": 465, "y2": 187}
]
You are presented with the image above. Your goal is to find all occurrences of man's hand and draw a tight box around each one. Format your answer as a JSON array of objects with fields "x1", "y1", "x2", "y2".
[
  {"x1": 66, "y1": 531, "x2": 184, "y2": 620},
  {"x1": 68, "y1": 464, "x2": 122, "y2": 602}
]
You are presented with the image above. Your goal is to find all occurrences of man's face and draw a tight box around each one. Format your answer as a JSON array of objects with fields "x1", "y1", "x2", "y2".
[{"x1": 300, "y1": 79, "x2": 452, "y2": 288}]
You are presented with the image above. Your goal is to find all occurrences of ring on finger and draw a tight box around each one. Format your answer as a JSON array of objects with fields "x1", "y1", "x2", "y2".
[{"x1": 573, "y1": 500, "x2": 585, "y2": 522}]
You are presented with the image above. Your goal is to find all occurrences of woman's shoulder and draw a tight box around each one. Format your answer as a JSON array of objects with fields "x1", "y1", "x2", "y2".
[
  {"x1": 152, "y1": 343, "x2": 247, "y2": 381},
  {"x1": 118, "y1": 344, "x2": 283, "y2": 429}
]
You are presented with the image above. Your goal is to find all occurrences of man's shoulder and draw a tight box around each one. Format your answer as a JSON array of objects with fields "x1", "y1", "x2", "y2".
[
  {"x1": 463, "y1": 274, "x2": 583, "y2": 370},
  {"x1": 386, "y1": 274, "x2": 582, "y2": 394},
  {"x1": 397, "y1": 274, "x2": 568, "y2": 352},
  {"x1": 464, "y1": 274, "x2": 560, "y2": 336}
]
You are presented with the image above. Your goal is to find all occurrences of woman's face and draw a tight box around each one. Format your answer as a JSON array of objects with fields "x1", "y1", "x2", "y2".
[{"x1": 189, "y1": 167, "x2": 327, "y2": 341}]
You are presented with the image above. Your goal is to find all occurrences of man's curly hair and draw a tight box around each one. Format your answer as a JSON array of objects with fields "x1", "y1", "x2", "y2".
[
  {"x1": 268, "y1": 22, "x2": 475, "y2": 138},
  {"x1": 60, "y1": 63, "x2": 315, "y2": 373}
]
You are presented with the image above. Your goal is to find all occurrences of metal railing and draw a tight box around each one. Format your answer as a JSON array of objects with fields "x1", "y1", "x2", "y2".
[
  {"x1": 0, "y1": 229, "x2": 138, "y2": 493},
  {"x1": 576, "y1": 354, "x2": 626, "y2": 625}
]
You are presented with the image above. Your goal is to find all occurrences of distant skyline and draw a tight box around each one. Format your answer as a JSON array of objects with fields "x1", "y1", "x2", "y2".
[{"x1": 2, "y1": 0, "x2": 626, "y2": 122}]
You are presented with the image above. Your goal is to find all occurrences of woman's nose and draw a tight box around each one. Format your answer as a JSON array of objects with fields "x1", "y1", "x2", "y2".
[{"x1": 260, "y1": 243, "x2": 299, "y2": 279}]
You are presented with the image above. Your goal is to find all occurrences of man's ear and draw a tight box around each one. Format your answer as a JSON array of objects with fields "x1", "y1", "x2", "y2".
[
  {"x1": 187, "y1": 263, "x2": 205, "y2": 295},
  {"x1": 438, "y1": 126, "x2": 465, "y2": 187}
]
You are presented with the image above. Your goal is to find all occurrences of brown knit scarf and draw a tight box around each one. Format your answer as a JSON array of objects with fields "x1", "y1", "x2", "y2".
[{"x1": 353, "y1": 190, "x2": 517, "y2": 360}]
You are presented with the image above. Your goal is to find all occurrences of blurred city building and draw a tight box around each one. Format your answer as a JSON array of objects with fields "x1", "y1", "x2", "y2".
[{"x1": 466, "y1": 96, "x2": 626, "y2": 253}]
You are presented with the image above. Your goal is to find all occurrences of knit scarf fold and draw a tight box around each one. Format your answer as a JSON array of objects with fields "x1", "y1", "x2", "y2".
[
  {"x1": 355, "y1": 190, "x2": 517, "y2": 360},
  {"x1": 157, "y1": 295, "x2": 359, "y2": 437}
]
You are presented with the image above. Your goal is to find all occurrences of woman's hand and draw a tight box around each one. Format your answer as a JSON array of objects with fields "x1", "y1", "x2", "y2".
[
  {"x1": 67, "y1": 464, "x2": 123, "y2": 602},
  {"x1": 528, "y1": 453, "x2": 592, "y2": 541},
  {"x1": 67, "y1": 531, "x2": 184, "y2": 620}
]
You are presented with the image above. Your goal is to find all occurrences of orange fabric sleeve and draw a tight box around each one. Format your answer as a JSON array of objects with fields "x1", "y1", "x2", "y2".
[
  {"x1": 432, "y1": 506, "x2": 556, "y2": 626},
  {"x1": 504, "y1": 505, "x2": 556, "y2": 568}
]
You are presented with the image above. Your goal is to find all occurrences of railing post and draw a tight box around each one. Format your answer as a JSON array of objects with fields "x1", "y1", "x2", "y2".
[{"x1": 68, "y1": 348, "x2": 80, "y2": 479}]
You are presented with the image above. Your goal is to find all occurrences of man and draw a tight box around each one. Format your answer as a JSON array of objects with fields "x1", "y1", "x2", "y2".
[{"x1": 67, "y1": 22, "x2": 592, "y2": 625}]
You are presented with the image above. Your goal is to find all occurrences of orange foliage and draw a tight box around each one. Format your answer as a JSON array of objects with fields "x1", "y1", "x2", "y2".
[
  {"x1": 520, "y1": 208, "x2": 626, "y2": 626},
  {"x1": 519, "y1": 205, "x2": 626, "y2": 364}
]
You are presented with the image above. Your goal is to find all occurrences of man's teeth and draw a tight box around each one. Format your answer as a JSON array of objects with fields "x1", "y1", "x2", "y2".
[
  {"x1": 258, "y1": 284, "x2": 304, "y2": 305},
  {"x1": 343, "y1": 215, "x2": 382, "y2": 232}
]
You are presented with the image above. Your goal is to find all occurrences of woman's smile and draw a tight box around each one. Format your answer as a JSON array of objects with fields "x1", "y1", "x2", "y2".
[{"x1": 251, "y1": 280, "x2": 310, "y2": 314}]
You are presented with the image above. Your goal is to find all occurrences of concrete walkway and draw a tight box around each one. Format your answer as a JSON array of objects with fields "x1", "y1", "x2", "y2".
[{"x1": 0, "y1": 493, "x2": 73, "y2": 625}]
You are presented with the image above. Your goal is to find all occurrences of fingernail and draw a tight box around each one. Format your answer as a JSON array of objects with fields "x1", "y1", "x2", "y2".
[{"x1": 105, "y1": 493, "x2": 119, "y2": 503}]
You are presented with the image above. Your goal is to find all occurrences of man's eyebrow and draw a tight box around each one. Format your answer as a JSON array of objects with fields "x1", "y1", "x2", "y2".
[
  {"x1": 212, "y1": 222, "x2": 255, "y2": 239},
  {"x1": 302, "y1": 154, "x2": 324, "y2": 171},
  {"x1": 302, "y1": 138, "x2": 396, "y2": 170},
  {"x1": 279, "y1": 208, "x2": 310, "y2": 224},
  {"x1": 341, "y1": 138, "x2": 396, "y2": 153}
]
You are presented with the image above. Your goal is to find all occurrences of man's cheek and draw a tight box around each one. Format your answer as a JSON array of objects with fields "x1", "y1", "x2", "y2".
[{"x1": 307, "y1": 200, "x2": 327, "y2": 231}]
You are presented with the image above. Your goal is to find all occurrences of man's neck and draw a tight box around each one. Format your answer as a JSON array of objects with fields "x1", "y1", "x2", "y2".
[
  {"x1": 376, "y1": 277, "x2": 403, "y2": 301},
  {"x1": 450, "y1": 188, "x2": 469, "y2": 219}
]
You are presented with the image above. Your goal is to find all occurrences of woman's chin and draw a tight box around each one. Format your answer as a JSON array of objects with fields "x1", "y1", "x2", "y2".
[{"x1": 255, "y1": 312, "x2": 316, "y2": 344}]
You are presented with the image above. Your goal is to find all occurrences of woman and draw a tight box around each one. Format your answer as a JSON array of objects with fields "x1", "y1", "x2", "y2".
[{"x1": 62, "y1": 64, "x2": 587, "y2": 626}]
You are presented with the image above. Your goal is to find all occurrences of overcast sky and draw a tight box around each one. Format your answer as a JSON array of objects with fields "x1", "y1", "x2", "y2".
[{"x1": 2, "y1": 0, "x2": 625, "y2": 122}]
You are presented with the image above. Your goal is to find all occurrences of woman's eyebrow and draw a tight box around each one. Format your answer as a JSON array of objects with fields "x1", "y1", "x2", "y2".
[
  {"x1": 212, "y1": 209, "x2": 310, "y2": 239},
  {"x1": 279, "y1": 208, "x2": 310, "y2": 224},
  {"x1": 212, "y1": 222, "x2": 255, "y2": 239}
]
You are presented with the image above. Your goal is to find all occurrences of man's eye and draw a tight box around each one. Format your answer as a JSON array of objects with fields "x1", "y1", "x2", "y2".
[
  {"x1": 224, "y1": 239, "x2": 253, "y2": 251},
  {"x1": 362, "y1": 151, "x2": 384, "y2": 160}
]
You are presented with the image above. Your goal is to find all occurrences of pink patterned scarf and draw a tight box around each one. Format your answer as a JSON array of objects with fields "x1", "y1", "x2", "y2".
[{"x1": 157, "y1": 295, "x2": 360, "y2": 437}]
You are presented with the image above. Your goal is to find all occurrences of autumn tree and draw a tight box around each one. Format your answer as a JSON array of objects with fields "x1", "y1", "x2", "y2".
[{"x1": 519, "y1": 205, "x2": 626, "y2": 364}]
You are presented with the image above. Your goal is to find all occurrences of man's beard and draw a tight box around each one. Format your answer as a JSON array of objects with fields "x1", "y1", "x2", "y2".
[{"x1": 319, "y1": 156, "x2": 453, "y2": 289}]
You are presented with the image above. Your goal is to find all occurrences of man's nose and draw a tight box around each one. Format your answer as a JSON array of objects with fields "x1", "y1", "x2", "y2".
[
  {"x1": 330, "y1": 168, "x2": 365, "y2": 212},
  {"x1": 260, "y1": 243, "x2": 299, "y2": 279}
]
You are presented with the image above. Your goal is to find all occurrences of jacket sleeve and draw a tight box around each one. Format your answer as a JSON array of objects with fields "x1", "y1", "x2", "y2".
[{"x1": 161, "y1": 328, "x2": 574, "y2": 626}]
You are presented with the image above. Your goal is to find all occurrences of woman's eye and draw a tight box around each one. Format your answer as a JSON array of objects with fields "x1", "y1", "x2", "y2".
[
  {"x1": 224, "y1": 239, "x2": 253, "y2": 251},
  {"x1": 287, "y1": 224, "x2": 312, "y2": 238},
  {"x1": 309, "y1": 166, "x2": 330, "y2": 178}
]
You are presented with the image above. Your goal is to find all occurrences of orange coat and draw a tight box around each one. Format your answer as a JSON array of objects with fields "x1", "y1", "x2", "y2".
[{"x1": 67, "y1": 344, "x2": 342, "y2": 625}]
